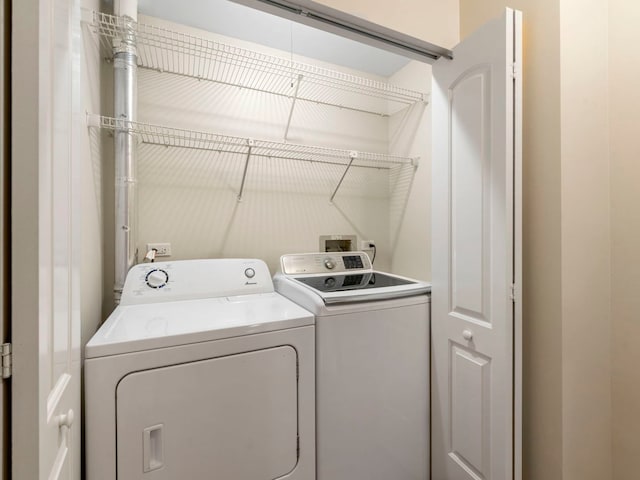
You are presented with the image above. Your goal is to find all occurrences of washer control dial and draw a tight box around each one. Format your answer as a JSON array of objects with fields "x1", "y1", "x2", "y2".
[
  {"x1": 145, "y1": 269, "x2": 169, "y2": 289},
  {"x1": 244, "y1": 267, "x2": 256, "y2": 279},
  {"x1": 324, "y1": 258, "x2": 336, "y2": 270}
]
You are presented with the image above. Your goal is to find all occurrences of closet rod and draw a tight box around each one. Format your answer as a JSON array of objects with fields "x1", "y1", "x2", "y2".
[{"x1": 230, "y1": 0, "x2": 453, "y2": 63}]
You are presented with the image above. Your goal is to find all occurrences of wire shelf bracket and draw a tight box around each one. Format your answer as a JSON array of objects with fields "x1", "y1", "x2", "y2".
[
  {"x1": 330, "y1": 151, "x2": 357, "y2": 203},
  {"x1": 284, "y1": 74, "x2": 303, "y2": 141},
  {"x1": 237, "y1": 138, "x2": 254, "y2": 202}
]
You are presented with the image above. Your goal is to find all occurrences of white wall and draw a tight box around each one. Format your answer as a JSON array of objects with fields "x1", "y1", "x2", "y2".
[
  {"x1": 133, "y1": 15, "x2": 428, "y2": 275},
  {"x1": 388, "y1": 61, "x2": 431, "y2": 281}
]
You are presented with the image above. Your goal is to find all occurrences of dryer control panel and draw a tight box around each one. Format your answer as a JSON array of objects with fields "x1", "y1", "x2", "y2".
[
  {"x1": 120, "y1": 259, "x2": 274, "y2": 305},
  {"x1": 280, "y1": 252, "x2": 372, "y2": 275}
]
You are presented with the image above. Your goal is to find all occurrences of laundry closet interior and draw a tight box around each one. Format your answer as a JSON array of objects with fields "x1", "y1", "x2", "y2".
[
  {"x1": 90, "y1": 0, "x2": 433, "y2": 289},
  {"x1": 78, "y1": 0, "x2": 521, "y2": 479}
]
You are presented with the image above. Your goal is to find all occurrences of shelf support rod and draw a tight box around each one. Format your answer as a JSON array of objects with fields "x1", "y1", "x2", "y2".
[
  {"x1": 284, "y1": 74, "x2": 303, "y2": 141},
  {"x1": 237, "y1": 138, "x2": 255, "y2": 202},
  {"x1": 330, "y1": 151, "x2": 358, "y2": 203}
]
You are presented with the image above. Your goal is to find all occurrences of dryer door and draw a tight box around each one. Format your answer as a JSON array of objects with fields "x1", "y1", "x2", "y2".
[{"x1": 116, "y1": 346, "x2": 299, "y2": 480}]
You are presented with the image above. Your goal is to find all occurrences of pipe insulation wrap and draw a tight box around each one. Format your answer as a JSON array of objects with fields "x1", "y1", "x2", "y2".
[{"x1": 113, "y1": 50, "x2": 138, "y2": 303}]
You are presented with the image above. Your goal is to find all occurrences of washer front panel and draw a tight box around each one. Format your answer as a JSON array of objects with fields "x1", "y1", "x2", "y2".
[{"x1": 315, "y1": 303, "x2": 430, "y2": 480}]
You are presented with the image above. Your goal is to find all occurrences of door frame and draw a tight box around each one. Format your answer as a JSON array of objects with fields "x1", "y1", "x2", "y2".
[
  {"x1": 513, "y1": 11, "x2": 523, "y2": 479},
  {"x1": 12, "y1": 0, "x2": 82, "y2": 478},
  {"x1": 0, "y1": 0, "x2": 10, "y2": 477},
  {"x1": 11, "y1": 0, "x2": 45, "y2": 476}
]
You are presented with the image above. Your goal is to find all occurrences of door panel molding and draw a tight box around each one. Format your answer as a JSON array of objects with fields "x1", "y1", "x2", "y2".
[{"x1": 449, "y1": 66, "x2": 492, "y2": 325}]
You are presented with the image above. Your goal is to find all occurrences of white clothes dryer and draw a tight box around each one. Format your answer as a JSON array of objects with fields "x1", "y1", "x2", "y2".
[
  {"x1": 273, "y1": 252, "x2": 431, "y2": 480},
  {"x1": 85, "y1": 259, "x2": 315, "y2": 480}
]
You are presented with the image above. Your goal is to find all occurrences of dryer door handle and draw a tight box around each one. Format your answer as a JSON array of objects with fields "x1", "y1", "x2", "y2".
[{"x1": 143, "y1": 424, "x2": 165, "y2": 473}]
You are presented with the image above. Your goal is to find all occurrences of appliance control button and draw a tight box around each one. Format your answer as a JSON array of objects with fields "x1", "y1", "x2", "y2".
[
  {"x1": 324, "y1": 258, "x2": 336, "y2": 270},
  {"x1": 324, "y1": 277, "x2": 336, "y2": 288},
  {"x1": 145, "y1": 269, "x2": 169, "y2": 289},
  {"x1": 244, "y1": 267, "x2": 256, "y2": 278}
]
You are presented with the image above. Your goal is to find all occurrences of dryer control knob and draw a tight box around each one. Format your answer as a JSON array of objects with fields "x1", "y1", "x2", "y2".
[
  {"x1": 146, "y1": 269, "x2": 169, "y2": 289},
  {"x1": 244, "y1": 268, "x2": 256, "y2": 278},
  {"x1": 324, "y1": 258, "x2": 336, "y2": 270}
]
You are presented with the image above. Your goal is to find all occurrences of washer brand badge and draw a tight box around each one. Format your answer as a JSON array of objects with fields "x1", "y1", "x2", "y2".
[{"x1": 245, "y1": 281, "x2": 257, "y2": 286}]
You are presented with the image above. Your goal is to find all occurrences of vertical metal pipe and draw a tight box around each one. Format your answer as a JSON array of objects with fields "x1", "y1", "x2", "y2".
[{"x1": 113, "y1": 16, "x2": 137, "y2": 304}]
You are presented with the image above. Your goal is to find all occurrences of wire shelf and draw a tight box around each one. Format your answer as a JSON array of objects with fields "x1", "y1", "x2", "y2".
[
  {"x1": 90, "y1": 115, "x2": 418, "y2": 201},
  {"x1": 93, "y1": 115, "x2": 417, "y2": 167},
  {"x1": 90, "y1": 12, "x2": 428, "y2": 117}
]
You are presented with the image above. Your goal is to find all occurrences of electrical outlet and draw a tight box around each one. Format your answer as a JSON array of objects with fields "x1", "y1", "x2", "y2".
[
  {"x1": 360, "y1": 240, "x2": 374, "y2": 250},
  {"x1": 146, "y1": 243, "x2": 172, "y2": 257}
]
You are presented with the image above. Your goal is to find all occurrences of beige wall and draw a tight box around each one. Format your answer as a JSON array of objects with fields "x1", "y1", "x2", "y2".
[
  {"x1": 463, "y1": 1, "x2": 624, "y2": 480},
  {"x1": 609, "y1": 1, "x2": 640, "y2": 478},
  {"x1": 559, "y1": 0, "x2": 612, "y2": 478},
  {"x1": 315, "y1": 0, "x2": 459, "y2": 48},
  {"x1": 461, "y1": 1, "x2": 565, "y2": 478}
]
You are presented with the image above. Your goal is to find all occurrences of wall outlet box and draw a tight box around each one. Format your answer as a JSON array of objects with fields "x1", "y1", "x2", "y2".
[
  {"x1": 146, "y1": 243, "x2": 172, "y2": 257},
  {"x1": 319, "y1": 234, "x2": 356, "y2": 252},
  {"x1": 360, "y1": 240, "x2": 374, "y2": 250}
]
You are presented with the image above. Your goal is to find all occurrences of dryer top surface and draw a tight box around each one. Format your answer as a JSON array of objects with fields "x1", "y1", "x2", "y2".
[{"x1": 86, "y1": 292, "x2": 313, "y2": 358}]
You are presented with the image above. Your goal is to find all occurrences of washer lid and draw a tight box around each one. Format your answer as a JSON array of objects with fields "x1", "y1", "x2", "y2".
[
  {"x1": 85, "y1": 292, "x2": 314, "y2": 359},
  {"x1": 277, "y1": 252, "x2": 431, "y2": 304}
]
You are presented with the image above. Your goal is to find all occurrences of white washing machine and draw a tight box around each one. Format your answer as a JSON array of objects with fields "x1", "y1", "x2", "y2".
[
  {"x1": 85, "y1": 259, "x2": 315, "y2": 480},
  {"x1": 273, "y1": 252, "x2": 431, "y2": 480}
]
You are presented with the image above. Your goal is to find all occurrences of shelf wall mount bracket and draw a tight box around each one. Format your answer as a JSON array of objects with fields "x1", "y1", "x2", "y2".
[
  {"x1": 330, "y1": 151, "x2": 358, "y2": 203},
  {"x1": 237, "y1": 138, "x2": 255, "y2": 202},
  {"x1": 284, "y1": 74, "x2": 304, "y2": 141}
]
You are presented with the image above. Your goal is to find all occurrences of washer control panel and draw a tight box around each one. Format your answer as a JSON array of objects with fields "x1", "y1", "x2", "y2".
[
  {"x1": 120, "y1": 259, "x2": 274, "y2": 306},
  {"x1": 281, "y1": 252, "x2": 371, "y2": 275}
]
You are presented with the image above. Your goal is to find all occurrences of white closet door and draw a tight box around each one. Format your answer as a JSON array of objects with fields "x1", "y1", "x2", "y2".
[
  {"x1": 431, "y1": 8, "x2": 522, "y2": 480},
  {"x1": 12, "y1": 0, "x2": 82, "y2": 478}
]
